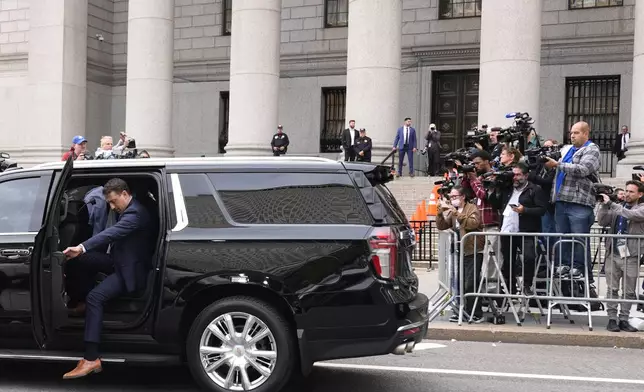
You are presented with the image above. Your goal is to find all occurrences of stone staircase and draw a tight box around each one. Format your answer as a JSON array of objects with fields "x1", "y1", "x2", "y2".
[{"x1": 386, "y1": 176, "x2": 442, "y2": 218}]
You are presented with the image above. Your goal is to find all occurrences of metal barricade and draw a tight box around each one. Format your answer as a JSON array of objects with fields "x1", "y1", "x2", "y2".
[
  {"x1": 426, "y1": 228, "x2": 459, "y2": 322},
  {"x1": 450, "y1": 231, "x2": 644, "y2": 331},
  {"x1": 410, "y1": 220, "x2": 439, "y2": 267}
]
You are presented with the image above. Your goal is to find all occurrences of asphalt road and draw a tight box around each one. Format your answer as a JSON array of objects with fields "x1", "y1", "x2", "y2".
[{"x1": 1, "y1": 340, "x2": 643, "y2": 391}]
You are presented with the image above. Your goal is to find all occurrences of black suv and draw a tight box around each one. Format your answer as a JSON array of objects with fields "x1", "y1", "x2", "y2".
[{"x1": 0, "y1": 156, "x2": 428, "y2": 391}]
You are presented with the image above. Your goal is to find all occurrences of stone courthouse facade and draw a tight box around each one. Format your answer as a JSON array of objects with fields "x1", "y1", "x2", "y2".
[{"x1": 0, "y1": 0, "x2": 641, "y2": 175}]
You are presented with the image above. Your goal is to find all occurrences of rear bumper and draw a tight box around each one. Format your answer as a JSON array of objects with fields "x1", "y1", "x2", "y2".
[{"x1": 299, "y1": 292, "x2": 429, "y2": 370}]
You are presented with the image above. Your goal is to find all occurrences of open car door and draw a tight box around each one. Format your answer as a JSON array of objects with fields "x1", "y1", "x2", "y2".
[{"x1": 31, "y1": 156, "x2": 74, "y2": 348}]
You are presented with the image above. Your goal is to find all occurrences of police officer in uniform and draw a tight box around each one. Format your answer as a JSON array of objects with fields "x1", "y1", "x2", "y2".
[
  {"x1": 271, "y1": 125, "x2": 290, "y2": 156},
  {"x1": 354, "y1": 128, "x2": 372, "y2": 162}
]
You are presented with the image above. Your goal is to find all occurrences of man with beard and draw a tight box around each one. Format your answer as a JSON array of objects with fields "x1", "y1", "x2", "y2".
[{"x1": 491, "y1": 162, "x2": 548, "y2": 295}]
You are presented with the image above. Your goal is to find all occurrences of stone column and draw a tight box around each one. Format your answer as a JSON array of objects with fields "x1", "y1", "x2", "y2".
[
  {"x1": 26, "y1": 0, "x2": 88, "y2": 164},
  {"x1": 478, "y1": 0, "x2": 542, "y2": 129},
  {"x1": 345, "y1": 0, "x2": 402, "y2": 162},
  {"x1": 226, "y1": 0, "x2": 281, "y2": 156},
  {"x1": 124, "y1": 0, "x2": 175, "y2": 157},
  {"x1": 616, "y1": 0, "x2": 644, "y2": 176}
]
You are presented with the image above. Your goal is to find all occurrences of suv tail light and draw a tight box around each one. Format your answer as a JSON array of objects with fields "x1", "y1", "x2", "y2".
[{"x1": 368, "y1": 227, "x2": 397, "y2": 279}]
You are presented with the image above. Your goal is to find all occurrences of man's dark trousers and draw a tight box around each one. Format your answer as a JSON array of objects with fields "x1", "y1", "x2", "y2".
[
  {"x1": 398, "y1": 146, "x2": 414, "y2": 175},
  {"x1": 71, "y1": 252, "x2": 128, "y2": 344},
  {"x1": 501, "y1": 236, "x2": 537, "y2": 293},
  {"x1": 344, "y1": 148, "x2": 356, "y2": 162}
]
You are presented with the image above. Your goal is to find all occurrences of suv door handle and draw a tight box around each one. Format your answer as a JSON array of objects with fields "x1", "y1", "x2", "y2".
[{"x1": 0, "y1": 248, "x2": 32, "y2": 259}]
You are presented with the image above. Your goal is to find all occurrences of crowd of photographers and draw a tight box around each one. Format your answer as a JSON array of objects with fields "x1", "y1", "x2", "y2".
[
  {"x1": 61, "y1": 133, "x2": 150, "y2": 161},
  {"x1": 435, "y1": 118, "x2": 643, "y2": 331}
]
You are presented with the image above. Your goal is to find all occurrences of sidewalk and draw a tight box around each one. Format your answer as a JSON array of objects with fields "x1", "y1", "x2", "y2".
[{"x1": 417, "y1": 269, "x2": 644, "y2": 349}]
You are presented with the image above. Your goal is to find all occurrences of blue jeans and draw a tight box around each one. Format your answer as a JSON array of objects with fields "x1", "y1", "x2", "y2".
[
  {"x1": 540, "y1": 208, "x2": 556, "y2": 251},
  {"x1": 554, "y1": 201, "x2": 595, "y2": 282}
]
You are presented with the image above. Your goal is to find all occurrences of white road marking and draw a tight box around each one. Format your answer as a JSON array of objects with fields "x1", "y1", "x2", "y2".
[
  {"x1": 314, "y1": 363, "x2": 644, "y2": 385},
  {"x1": 411, "y1": 342, "x2": 446, "y2": 350}
]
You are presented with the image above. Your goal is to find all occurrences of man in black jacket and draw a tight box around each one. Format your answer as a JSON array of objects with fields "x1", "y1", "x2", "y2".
[
  {"x1": 527, "y1": 139, "x2": 557, "y2": 246},
  {"x1": 342, "y1": 120, "x2": 359, "y2": 161},
  {"x1": 354, "y1": 128, "x2": 372, "y2": 162},
  {"x1": 492, "y1": 162, "x2": 548, "y2": 294},
  {"x1": 271, "y1": 125, "x2": 289, "y2": 156}
]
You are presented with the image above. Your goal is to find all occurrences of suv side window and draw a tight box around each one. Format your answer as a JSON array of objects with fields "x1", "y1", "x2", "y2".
[
  {"x1": 178, "y1": 173, "x2": 231, "y2": 228},
  {"x1": 0, "y1": 176, "x2": 47, "y2": 233},
  {"x1": 208, "y1": 172, "x2": 373, "y2": 225}
]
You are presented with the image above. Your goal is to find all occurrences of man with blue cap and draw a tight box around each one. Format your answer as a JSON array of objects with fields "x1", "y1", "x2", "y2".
[{"x1": 62, "y1": 135, "x2": 88, "y2": 161}]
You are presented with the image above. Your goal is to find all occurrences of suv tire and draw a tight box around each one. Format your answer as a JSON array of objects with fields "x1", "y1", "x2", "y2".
[{"x1": 186, "y1": 296, "x2": 297, "y2": 392}]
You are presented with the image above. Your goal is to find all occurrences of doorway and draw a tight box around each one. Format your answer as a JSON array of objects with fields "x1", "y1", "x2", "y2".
[{"x1": 431, "y1": 70, "x2": 480, "y2": 153}]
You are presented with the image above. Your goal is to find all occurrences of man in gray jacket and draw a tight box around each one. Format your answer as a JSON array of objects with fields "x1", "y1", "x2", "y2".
[{"x1": 597, "y1": 180, "x2": 643, "y2": 333}]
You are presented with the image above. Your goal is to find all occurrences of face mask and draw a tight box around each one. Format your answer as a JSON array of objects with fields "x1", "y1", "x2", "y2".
[{"x1": 451, "y1": 199, "x2": 461, "y2": 208}]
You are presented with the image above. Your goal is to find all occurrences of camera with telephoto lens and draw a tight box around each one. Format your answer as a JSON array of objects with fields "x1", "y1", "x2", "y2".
[
  {"x1": 525, "y1": 144, "x2": 564, "y2": 167},
  {"x1": 593, "y1": 183, "x2": 618, "y2": 203},
  {"x1": 0, "y1": 152, "x2": 18, "y2": 173},
  {"x1": 482, "y1": 167, "x2": 515, "y2": 190},
  {"x1": 444, "y1": 149, "x2": 476, "y2": 174}
]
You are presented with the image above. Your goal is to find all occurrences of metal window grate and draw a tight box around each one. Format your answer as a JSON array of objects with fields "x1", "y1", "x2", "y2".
[
  {"x1": 325, "y1": 0, "x2": 348, "y2": 28},
  {"x1": 222, "y1": 0, "x2": 232, "y2": 35},
  {"x1": 568, "y1": 0, "x2": 623, "y2": 10},
  {"x1": 320, "y1": 87, "x2": 346, "y2": 153},
  {"x1": 219, "y1": 92, "x2": 230, "y2": 154},
  {"x1": 564, "y1": 76, "x2": 621, "y2": 175},
  {"x1": 439, "y1": 0, "x2": 482, "y2": 19}
]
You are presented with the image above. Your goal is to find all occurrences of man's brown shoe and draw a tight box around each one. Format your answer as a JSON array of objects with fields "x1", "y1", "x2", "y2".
[{"x1": 63, "y1": 359, "x2": 102, "y2": 379}]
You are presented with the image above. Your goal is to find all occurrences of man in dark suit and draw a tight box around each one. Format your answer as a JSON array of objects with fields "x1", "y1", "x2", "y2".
[
  {"x1": 354, "y1": 128, "x2": 372, "y2": 162},
  {"x1": 342, "y1": 119, "x2": 359, "y2": 161},
  {"x1": 61, "y1": 178, "x2": 152, "y2": 379},
  {"x1": 392, "y1": 117, "x2": 417, "y2": 177}
]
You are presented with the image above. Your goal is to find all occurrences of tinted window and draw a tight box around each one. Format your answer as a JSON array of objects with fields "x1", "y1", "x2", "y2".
[
  {"x1": 178, "y1": 173, "x2": 231, "y2": 228},
  {"x1": 374, "y1": 184, "x2": 408, "y2": 225},
  {"x1": 208, "y1": 173, "x2": 372, "y2": 225},
  {"x1": 0, "y1": 177, "x2": 46, "y2": 233}
]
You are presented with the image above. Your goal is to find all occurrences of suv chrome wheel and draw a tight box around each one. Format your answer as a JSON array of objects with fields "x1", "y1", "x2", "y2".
[{"x1": 199, "y1": 312, "x2": 277, "y2": 391}]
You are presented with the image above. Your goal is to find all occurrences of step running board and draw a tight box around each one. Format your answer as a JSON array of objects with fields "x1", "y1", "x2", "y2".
[{"x1": 0, "y1": 350, "x2": 180, "y2": 365}]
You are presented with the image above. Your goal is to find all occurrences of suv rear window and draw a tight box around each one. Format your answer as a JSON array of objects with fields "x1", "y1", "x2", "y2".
[
  {"x1": 208, "y1": 172, "x2": 373, "y2": 225},
  {"x1": 374, "y1": 184, "x2": 408, "y2": 225}
]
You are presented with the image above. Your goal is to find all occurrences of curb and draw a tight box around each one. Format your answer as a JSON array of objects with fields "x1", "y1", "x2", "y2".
[{"x1": 426, "y1": 323, "x2": 644, "y2": 349}]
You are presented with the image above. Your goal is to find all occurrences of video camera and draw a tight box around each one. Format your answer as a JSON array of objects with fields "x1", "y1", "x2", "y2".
[
  {"x1": 0, "y1": 152, "x2": 18, "y2": 173},
  {"x1": 489, "y1": 112, "x2": 536, "y2": 149},
  {"x1": 444, "y1": 149, "x2": 476, "y2": 174},
  {"x1": 525, "y1": 144, "x2": 564, "y2": 167},
  {"x1": 593, "y1": 183, "x2": 618, "y2": 203},
  {"x1": 481, "y1": 167, "x2": 515, "y2": 190},
  {"x1": 434, "y1": 179, "x2": 456, "y2": 198},
  {"x1": 465, "y1": 126, "x2": 490, "y2": 149}
]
